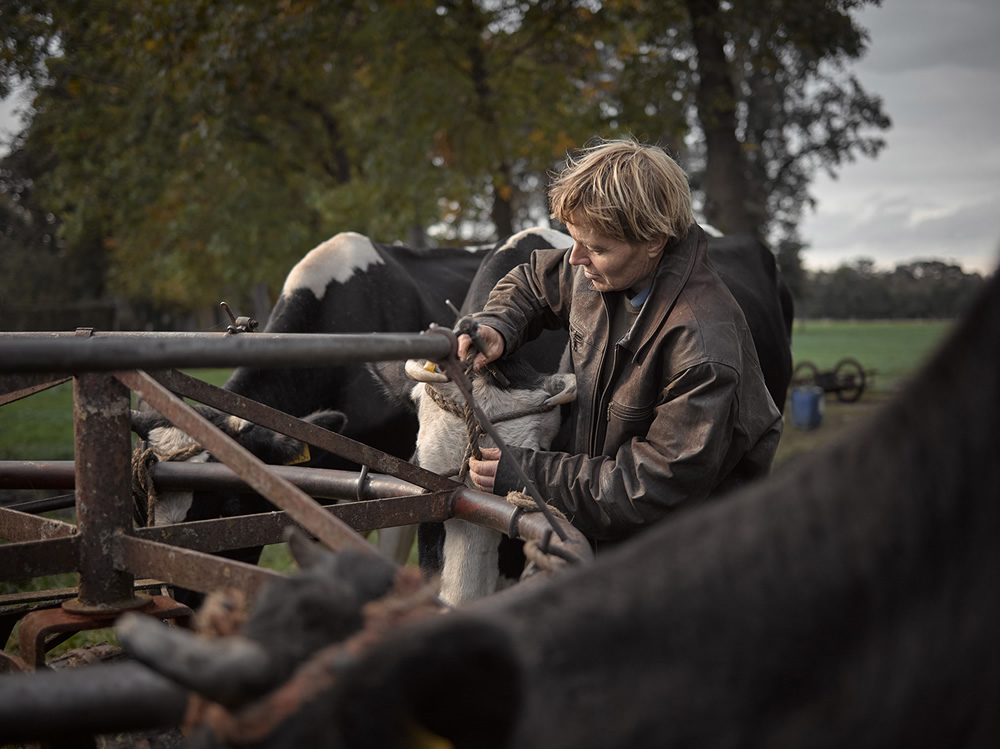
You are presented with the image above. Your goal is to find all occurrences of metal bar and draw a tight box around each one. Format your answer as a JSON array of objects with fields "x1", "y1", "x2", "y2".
[
  {"x1": 0, "y1": 373, "x2": 71, "y2": 405},
  {"x1": 0, "y1": 661, "x2": 188, "y2": 742},
  {"x1": 116, "y1": 370, "x2": 377, "y2": 555},
  {"x1": 0, "y1": 459, "x2": 436, "y2": 503},
  {"x1": 0, "y1": 505, "x2": 76, "y2": 542},
  {"x1": 0, "y1": 331, "x2": 453, "y2": 373},
  {"x1": 148, "y1": 368, "x2": 457, "y2": 492},
  {"x1": 73, "y1": 372, "x2": 138, "y2": 610},
  {"x1": 132, "y1": 491, "x2": 455, "y2": 553},
  {"x1": 0, "y1": 536, "x2": 80, "y2": 581},
  {"x1": 118, "y1": 535, "x2": 283, "y2": 597}
]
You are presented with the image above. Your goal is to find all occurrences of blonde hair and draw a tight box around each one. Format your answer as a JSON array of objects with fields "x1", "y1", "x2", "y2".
[{"x1": 549, "y1": 138, "x2": 694, "y2": 245}]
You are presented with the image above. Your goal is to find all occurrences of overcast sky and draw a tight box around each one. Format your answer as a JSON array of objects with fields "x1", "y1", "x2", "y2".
[
  {"x1": 799, "y1": 0, "x2": 1000, "y2": 276},
  {"x1": 2, "y1": 1, "x2": 998, "y2": 275}
]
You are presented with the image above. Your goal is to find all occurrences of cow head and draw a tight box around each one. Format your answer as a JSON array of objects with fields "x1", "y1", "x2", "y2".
[{"x1": 130, "y1": 404, "x2": 347, "y2": 526}]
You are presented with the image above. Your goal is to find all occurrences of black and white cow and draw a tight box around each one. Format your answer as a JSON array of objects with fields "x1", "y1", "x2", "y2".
[
  {"x1": 134, "y1": 232, "x2": 490, "y2": 573},
  {"x1": 121, "y1": 252, "x2": 1000, "y2": 748}
]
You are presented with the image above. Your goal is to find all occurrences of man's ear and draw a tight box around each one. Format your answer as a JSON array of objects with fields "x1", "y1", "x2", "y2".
[{"x1": 646, "y1": 236, "x2": 668, "y2": 258}]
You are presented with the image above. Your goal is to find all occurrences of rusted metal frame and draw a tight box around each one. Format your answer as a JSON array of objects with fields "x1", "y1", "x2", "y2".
[
  {"x1": 0, "y1": 330, "x2": 454, "y2": 373},
  {"x1": 452, "y1": 486, "x2": 593, "y2": 566},
  {"x1": 0, "y1": 459, "x2": 441, "y2": 509},
  {"x1": 117, "y1": 535, "x2": 282, "y2": 599},
  {"x1": 71, "y1": 372, "x2": 138, "y2": 612},
  {"x1": 132, "y1": 491, "x2": 456, "y2": 554},
  {"x1": 0, "y1": 504, "x2": 76, "y2": 542},
  {"x1": 115, "y1": 369, "x2": 379, "y2": 556},
  {"x1": 0, "y1": 373, "x2": 71, "y2": 406},
  {"x1": 18, "y1": 595, "x2": 193, "y2": 670},
  {"x1": 146, "y1": 368, "x2": 458, "y2": 493},
  {"x1": 0, "y1": 579, "x2": 169, "y2": 609}
]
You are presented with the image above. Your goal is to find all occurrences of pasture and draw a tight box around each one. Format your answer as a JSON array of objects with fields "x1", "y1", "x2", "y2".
[{"x1": 0, "y1": 320, "x2": 955, "y2": 658}]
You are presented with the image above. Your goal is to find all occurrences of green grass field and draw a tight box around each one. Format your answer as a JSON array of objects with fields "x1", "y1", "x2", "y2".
[{"x1": 789, "y1": 319, "x2": 954, "y2": 393}]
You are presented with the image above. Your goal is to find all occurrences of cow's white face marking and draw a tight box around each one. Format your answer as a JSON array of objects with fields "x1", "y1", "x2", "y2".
[
  {"x1": 408, "y1": 371, "x2": 573, "y2": 607},
  {"x1": 280, "y1": 232, "x2": 385, "y2": 300},
  {"x1": 152, "y1": 451, "x2": 209, "y2": 526},
  {"x1": 146, "y1": 426, "x2": 199, "y2": 457}
]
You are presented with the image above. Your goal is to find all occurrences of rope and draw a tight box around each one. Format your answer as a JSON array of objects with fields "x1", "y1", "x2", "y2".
[
  {"x1": 422, "y1": 382, "x2": 558, "y2": 483},
  {"x1": 130, "y1": 440, "x2": 205, "y2": 527},
  {"x1": 504, "y1": 490, "x2": 572, "y2": 577}
]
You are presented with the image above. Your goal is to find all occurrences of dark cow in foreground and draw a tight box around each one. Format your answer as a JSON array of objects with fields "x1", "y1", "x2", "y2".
[
  {"x1": 134, "y1": 232, "x2": 490, "y2": 577},
  {"x1": 122, "y1": 260, "x2": 1000, "y2": 747}
]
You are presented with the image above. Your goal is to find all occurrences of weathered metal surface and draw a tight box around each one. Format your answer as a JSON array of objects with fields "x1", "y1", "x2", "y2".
[
  {"x1": 117, "y1": 369, "x2": 378, "y2": 556},
  {"x1": 0, "y1": 504, "x2": 76, "y2": 542},
  {"x1": 0, "y1": 373, "x2": 71, "y2": 405},
  {"x1": 18, "y1": 595, "x2": 192, "y2": 670},
  {"x1": 0, "y1": 330, "x2": 454, "y2": 372},
  {"x1": 133, "y1": 491, "x2": 455, "y2": 555},
  {"x1": 118, "y1": 535, "x2": 283, "y2": 598},
  {"x1": 147, "y1": 367, "x2": 458, "y2": 492},
  {"x1": 0, "y1": 535, "x2": 80, "y2": 580},
  {"x1": 73, "y1": 372, "x2": 138, "y2": 610},
  {"x1": 0, "y1": 661, "x2": 189, "y2": 741}
]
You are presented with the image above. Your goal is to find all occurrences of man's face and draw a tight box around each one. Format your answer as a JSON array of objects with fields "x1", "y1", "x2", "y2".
[{"x1": 565, "y1": 219, "x2": 664, "y2": 295}]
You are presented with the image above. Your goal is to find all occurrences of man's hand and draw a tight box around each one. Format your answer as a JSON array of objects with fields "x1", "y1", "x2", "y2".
[
  {"x1": 469, "y1": 447, "x2": 502, "y2": 493},
  {"x1": 457, "y1": 324, "x2": 505, "y2": 372}
]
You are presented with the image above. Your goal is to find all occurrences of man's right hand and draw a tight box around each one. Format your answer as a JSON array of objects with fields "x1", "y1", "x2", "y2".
[{"x1": 457, "y1": 324, "x2": 505, "y2": 372}]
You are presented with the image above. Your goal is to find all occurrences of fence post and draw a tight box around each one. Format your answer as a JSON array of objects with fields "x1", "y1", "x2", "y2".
[{"x1": 69, "y1": 372, "x2": 139, "y2": 610}]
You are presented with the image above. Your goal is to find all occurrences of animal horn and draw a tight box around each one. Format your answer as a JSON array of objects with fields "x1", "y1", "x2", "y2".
[
  {"x1": 542, "y1": 373, "x2": 577, "y2": 406},
  {"x1": 116, "y1": 612, "x2": 274, "y2": 709},
  {"x1": 404, "y1": 359, "x2": 450, "y2": 383}
]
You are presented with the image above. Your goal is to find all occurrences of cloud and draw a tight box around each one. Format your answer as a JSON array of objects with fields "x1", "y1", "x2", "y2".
[{"x1": 801, "y1": 0, "x2": 1000, "y2": 277}]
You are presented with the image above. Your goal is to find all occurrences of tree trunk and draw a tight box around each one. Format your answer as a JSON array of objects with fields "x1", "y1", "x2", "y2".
[{"x1": 686, "y1": 0, "x2": 754, "y2": 235}]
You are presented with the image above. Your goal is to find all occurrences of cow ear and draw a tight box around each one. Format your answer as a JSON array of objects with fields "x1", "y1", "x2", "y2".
[
  {"x1": 130, "y1": 409, "x2": 162, "y2": 439},
  {"x1": 404, "y1": 359, "x2": 450, "y2": 383},
  {"x1": 542, "y1": 373, "x2": 577, "y2": 406}
]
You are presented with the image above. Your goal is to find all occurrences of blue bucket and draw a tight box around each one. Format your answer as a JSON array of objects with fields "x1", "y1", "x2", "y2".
[{"x1": 790, "y1": 386, "x2": 825, "y2": 430}]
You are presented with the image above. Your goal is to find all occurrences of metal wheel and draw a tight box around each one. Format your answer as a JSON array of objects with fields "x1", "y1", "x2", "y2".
[
  {"x1": 833, "y1": 357, "x2": 865, "y2": 402},
  {"x1": 792, "y1": 360, "x2": 819, "y2": 388}
]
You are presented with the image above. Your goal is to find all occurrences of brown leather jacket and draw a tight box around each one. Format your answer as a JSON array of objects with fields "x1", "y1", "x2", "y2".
[{"x1": 473, "y1": 223, "x2": 782, "y2": 541}]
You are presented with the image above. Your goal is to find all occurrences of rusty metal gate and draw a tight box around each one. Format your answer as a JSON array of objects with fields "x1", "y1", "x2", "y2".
[{"x1": 0, "y1": 328, "x2": 591, "y2": 742}]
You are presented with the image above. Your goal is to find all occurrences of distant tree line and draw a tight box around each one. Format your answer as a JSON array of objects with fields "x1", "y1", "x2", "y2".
[{"x1": 793, "y1": 258, "x2": 988, "y2": 320}]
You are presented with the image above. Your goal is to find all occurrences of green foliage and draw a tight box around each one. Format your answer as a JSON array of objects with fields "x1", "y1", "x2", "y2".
[
  {"x1": 801, "y1": 259, "x2": 987, "y2": 319},
  {"x1": 0, "y1": 0, "x2": 889, "y2": 321}
]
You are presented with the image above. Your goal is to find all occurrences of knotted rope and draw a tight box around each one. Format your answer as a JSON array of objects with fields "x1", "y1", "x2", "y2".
[
  {"x1": 421, "y1": 380, "x2": 558, "y2": 483},
  {"x1": 130, "y1": 440, "x2": 205, "y2": 527}
]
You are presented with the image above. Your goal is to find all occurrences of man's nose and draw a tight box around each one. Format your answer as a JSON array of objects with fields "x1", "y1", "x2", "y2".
[{"x1": 569, "y1": 243, "x2": 588, "y2": 265}]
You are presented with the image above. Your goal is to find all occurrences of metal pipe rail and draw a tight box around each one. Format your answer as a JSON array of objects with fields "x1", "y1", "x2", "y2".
[{"x1": 0, "y1": 329, "x2": 454, "y2": 372}]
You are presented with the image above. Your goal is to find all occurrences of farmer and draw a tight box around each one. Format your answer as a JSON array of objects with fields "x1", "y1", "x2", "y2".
[{"x1": 458, "y1": 137, "x2": 782, "y2": 543}]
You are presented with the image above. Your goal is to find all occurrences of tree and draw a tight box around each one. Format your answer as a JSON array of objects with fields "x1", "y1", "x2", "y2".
[
  {"x1": 684, "y1": 0, "x2": 891, "y2": 244},
  {"x1": 1, "y1": 0, "x2": 892, "y2": 323}
]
